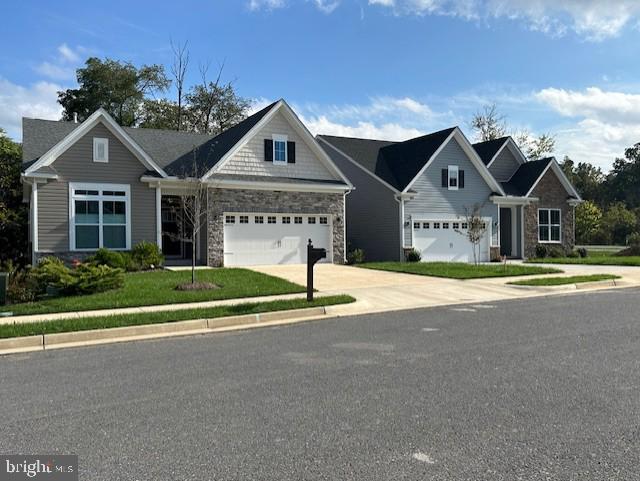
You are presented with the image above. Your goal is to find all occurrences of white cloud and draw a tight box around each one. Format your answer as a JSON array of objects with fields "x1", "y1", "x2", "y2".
[
  {"x1": 302, "y1": 114, "x2": 424, "y2": 140},
  {"x1": 248, "y1": 0, "x2": 341, "y2": 13},
  {"x1": 35, "y1": 62, "x2": 75, "y2": 81},
  {"x1": 369, "y1": 0, "x2": 640, "y2": 41},
  {"x1": 248, "y1": 0, "x2": 286, "y2": 11},
  {"x1": 58, "y1": 43, "x2": 80, "y2": 63},
  {"x1": 311, "y1": 0, "x2": 340, "y2": 14},
  {"x1": 35, "y1": 43, "x2": 83, "y2": 81},
  {"x1": 0, "y1": 77, "x2": 63, "y2": 141}
]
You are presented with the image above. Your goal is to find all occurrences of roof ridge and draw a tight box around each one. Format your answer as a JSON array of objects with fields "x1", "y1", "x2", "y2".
[{"x1": 318, "y1": 134, "x2": 399, "y2": 143}]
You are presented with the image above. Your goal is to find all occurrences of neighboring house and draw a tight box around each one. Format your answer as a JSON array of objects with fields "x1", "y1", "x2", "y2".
[
  {"x1": 318, "y1": 130, "x2": 581, "y2": 262},
  {"x1": 21, "y1": 100, "x2": 352, "y2": 267}
]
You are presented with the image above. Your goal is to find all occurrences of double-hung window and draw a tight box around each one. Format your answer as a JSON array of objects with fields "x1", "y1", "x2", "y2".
[
  {"x1": 538, "y1": 208, "x2": 561, "y2": 243},
  {"x1": 448, "y1": 165, "x2": 459, "y2": 190},
  {"x1": 273, "y1": 135, "x2": 288, "y2": 164},
  {"x1": 70, "y1": 183, "x2": 130, "y2": 250}
]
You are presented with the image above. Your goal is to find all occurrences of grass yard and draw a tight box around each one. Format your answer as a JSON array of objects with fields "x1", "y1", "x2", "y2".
[
  {"x1": 358, "y1": 262, "x2": 562, "y2": 279},
  {"x1": 0, "y1": 295, "x2": 355, "y2": 339},
  {"x1": 526, "y1": 255, "x2": 640, "y2": 266},
  {"x1": 5, "y1": 268, "x2": 306, "y2": 316},
  {"x1": 509, "y1": 274, "x2": 619, "y2": 287}
]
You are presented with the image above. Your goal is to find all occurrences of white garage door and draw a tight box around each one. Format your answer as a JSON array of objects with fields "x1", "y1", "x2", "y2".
[
  {"x1": 412, "y1": 218, "x2": 490, "y2": 263},
  {"x1": 223, "y1": 213, "x2": 332, "y2": 266}
]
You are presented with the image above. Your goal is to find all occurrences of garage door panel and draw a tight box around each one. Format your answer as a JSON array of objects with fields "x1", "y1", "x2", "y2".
[
  {"x1": 223, "y1": 214, "x2": 331, "y2": 266},
  {"x1": 412, "y1": 218, "x2": 490, "y2": 263}
]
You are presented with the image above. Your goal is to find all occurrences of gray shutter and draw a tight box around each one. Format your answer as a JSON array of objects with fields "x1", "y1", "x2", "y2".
[
  {"x1": 459, "y1": 170, "x2": 465, "y2": 188},
  {"x1": 441, "y1": 169, "x2": 448, "y2": 188},
  {"x1": 287, "y1": 141, "x2": 296, "y2": 163},
  {"x1": 264, "y1": 139, "x2": 273, "y2": 162}
]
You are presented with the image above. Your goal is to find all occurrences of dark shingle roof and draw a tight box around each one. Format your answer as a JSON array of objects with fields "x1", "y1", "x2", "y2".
[
  {"x1": 500, "y1": 157, "x2": 553, "y2": 196},
  {"x1": 22, "y1": 101, "x2": 280, "y2": 176},
  {"x1": 472, "y1": 137, "x2": 509, "y2": 165},
  {"x1": 319, "y1": 127, "x2": 456, "y2": 191}
]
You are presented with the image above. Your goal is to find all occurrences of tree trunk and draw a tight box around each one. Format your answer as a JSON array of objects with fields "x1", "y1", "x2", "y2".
[{"x1": 191, "y1": 233, "x2": 196, "y2": 284}]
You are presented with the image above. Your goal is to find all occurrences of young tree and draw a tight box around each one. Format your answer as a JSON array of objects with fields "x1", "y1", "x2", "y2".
[
  {"x1": 513, "y1": 130, "x2": 556, "y2": 160},
  {"x1": 0, "y1": 129, "x2": 27, "y2": 265},
  {"x1": 575, "y1": 201, "x2": 602, "y2": 244},
  {"x1": 58, "y1": 57, "x2": 170, "y2": 126},
  {"x1": 170, "y1": 39, "x2": 190, "y2": 131},
  {"x1": 455, "y1": 203, "x2": 488, "y2": 266}
]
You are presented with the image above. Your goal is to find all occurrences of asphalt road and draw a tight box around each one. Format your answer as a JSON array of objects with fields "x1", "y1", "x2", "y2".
[{"x1": 2, "y1": 289, "x2": 640, "y2": 480}]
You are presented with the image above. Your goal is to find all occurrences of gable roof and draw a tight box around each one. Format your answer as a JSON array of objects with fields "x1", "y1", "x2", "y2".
[
  {"x1": 473, "y1": 137, "x2": 510, "y2": 166},
  {"x1": 318, "y1": 128, "x2": 456, "y2": 191},
  {"x1": 500, "y1": 157, "x2": 553, "y2": 196}
]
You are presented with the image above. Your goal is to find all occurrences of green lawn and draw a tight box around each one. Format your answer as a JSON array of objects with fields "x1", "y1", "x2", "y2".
[
  {"x1": 5, "y1": 268, "x2": 306, "y2": 316},
  {"x1": 358, "y1": 262, "x2": 562, "y2": 279},
  {"x1": 526, "y1": 256, "x2": 640, "y2": 266},
  {"x1": 0, "y1": 295, "x2": 355, "y2": 339},
  {"x1": 509, "y1": 274, "x2": 620, "y2": 287}
]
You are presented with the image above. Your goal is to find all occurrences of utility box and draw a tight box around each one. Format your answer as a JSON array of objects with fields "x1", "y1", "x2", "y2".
[{"x1": 0, "y1": 272, "x2": 8, "y2": 306}]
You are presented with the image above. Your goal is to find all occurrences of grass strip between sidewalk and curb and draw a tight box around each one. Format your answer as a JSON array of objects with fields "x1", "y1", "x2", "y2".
[
  {"x1": 508, "y1": 274, "x2": 620, "y2": 287},
  {"x1": 358, "y1": 262, "x2": 563, "y2": 279},
  {"x1": 525, "y1": 256, "x2": 640, "y2": 266},
  {"x1": 0, "y1": 295, "x2": 355, "y2": 339}
]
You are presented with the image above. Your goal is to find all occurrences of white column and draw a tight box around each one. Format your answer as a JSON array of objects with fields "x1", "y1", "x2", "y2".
[
  {"x1": 155, "y1": 184, "x2": 162, "y2": 249},
  {"x1": 32, "y1": 181, "x2": 39, "y2": 262}
]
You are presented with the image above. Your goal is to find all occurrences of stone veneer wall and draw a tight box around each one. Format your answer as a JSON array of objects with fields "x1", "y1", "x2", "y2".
[
  {"x1": 206, "y1": 188, "x2": 345, "y2": 266},
  {"x1": 523, "y1": 169, "x2": 575, "y2": 258}
]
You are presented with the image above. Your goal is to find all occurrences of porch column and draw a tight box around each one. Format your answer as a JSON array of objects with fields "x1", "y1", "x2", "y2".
[{"x1": 155, "y1": 184, "x2": 162, "y2": 249}]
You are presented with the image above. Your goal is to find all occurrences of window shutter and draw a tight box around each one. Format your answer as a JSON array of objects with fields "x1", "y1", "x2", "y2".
[
  {"x1": 287, "y1": 141, "x2": 296, "y2": 163},
  {"x1": 459, "y1": 170, "x2": 465, "y2": 188},
  {"x1": 441, "y1": 169, "x2": 448, "y2": 188},
  {"x1": 264, "y1": 139, "x2": 273, "y2": 162}
]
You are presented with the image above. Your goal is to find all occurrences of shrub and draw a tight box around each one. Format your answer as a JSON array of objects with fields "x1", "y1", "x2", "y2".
[
  {"x1": 29, "y1": 257, "x2": 77, "y2": 295},
  {"x1": 89, "y1": 248, "x2": 129, "y2": 270},
  {"x1": 577, "y1": 247, "x2": 589, "y2": 258},
  {"x1": 346, "y1": 248, "x2": 365, "y2": 265},
  {"x1": 535, "y1": 244, "x2": 548, "y2": 259},
  {"x1": 566, "y1": 250, "x2": 579, "y2": 258},
  {"x1": 1, "y1": 260, "x2": 36, "y2": 303},
  {"x1": 73, "y1": 264, "x2": 124, "y2": 294},
  {"x1": 627, "y1": 232, "x2": 640, "y2": 247},
  {"x1": 131, "y1": 241, "x2": 164, "y2": 270},
  {"x1": 548, "y1": 246, "x2": 565, "y2": 258},
  {"x1": 405, "y1": 248, "x2": 422, "y2": 262}
]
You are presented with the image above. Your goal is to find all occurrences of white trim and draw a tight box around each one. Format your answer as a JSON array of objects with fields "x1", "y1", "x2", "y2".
[
  {"x1": 447, "y1": 165, "x2": 459, "y2": 191},
  {"x1": 486, "y1": 137, "x2": 527, "y2": 169},
  {"x1": 490, "y1": 195, "x2": 537, "y2": 205},
  {"x1": 25, "y1": 108, "x2": 168, "y2": 178},
  {"x1": 68, "y1": 182, "x2": 132, "y2": 251},
  {"x1": 272, "y1": 134, "x2": 288, "y2": 165},
  {"x1": 32, "y1": 181, "x2": 38, "y2": 259},
  {"x1": 205, "y1": 100, "x2": 353, "y2": 189},
  {"x1": 537, "y1": 207, "x2": 562, "y2": 244},
  {"x1": 317, "y1": 136, "x2": 401, "y2": 194},
  {"x1": 155, "y1": 185, "x2": 162, "y2": 249},
  {"x1": 520, "y1": 205, "x2": 525, "y2": 258},
  {"x1": 403, "y1": 128, "x2": 505, "y2": 195},
  {"x1": 93, "y1": 137, "x2": 109, "y2": 163},
  {"x1": 525, "y1": 159, "x2": 582, "y2": 200},
  {"x1": 511, "y1": 206, "x2": 517, "y2": 256},
  {"x1": 342, "y1": 190, "x2": 349, "y2": 263},
  {"x1": 21, "y1": 172, "x2": 59, "y2": 180}
]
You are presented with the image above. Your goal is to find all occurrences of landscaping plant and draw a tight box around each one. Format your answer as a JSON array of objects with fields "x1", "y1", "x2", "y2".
[
  {"x1": 346, "y1": 248, "x2": 366, "y2": 265},
  {"x1": 405, "y1": 248, "x2": 422, "y2": 262}
]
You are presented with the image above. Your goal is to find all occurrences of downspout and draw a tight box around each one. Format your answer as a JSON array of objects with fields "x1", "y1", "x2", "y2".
[
  {"x1": 394, "y1": 194, "x2": 405, "y2": 261},
  {"x1": 342, "y1": 188, "x2": 353, "y2": 264}
]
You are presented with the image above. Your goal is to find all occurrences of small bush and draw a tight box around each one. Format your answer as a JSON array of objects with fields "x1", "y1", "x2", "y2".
[
  {"x1": 29, "y1": 257, "x2": 77, "y2": 295},
  {"x1": 535, "y1": 244, "x2": 548, "y2": 259},
  {"x1": 1, "y1": 261, "x2": 36, "y2": 303},
  {"x1": 627, "y1": 232, "x2": 640, "y2": 247},
  {"x1": 73, "y1": 264, "x2": 124, "y2": 294},
  {"x1": 616, "y1": 244, "x2": 640, "y2": 257},
  {"x1": 89, "y1": 248, "x2": 129, "y2": 270},
  {"x1": 577, "y1": 247, "x2": 588, "y2": 258},
  {"x1": 131, "y1": 241, "x2": 164, "y2": 270},
  {"x1": 405, "y1": 248, "x2": 422, "y2": 263},
  {"x1": 346, "y1": 248, "x2": 366, "y2": 265},
  {"x1": 566, "y1": 250, "x2": 579, "y2": 258},
  {"x1": 548, "y1": 246, "x2": 565, "y2": 258}
]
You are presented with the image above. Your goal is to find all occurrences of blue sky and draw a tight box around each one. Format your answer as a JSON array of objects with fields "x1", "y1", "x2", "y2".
[{"x1": 2, "y1": 0, "x2": 640, "y2": 170}]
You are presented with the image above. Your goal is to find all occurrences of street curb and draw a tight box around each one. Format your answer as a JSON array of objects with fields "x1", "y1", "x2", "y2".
[
  {"x1": 507, "y1": 279, "x2": 618, "y2": 291},
  {"x1": 0, "y1": 306, "x2": 328, "y2": 356}
]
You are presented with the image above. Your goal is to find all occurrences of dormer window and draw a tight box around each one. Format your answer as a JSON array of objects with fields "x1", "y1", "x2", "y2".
[
  {"x1": 448, "y1": 165, "x2": 459, "y2": 190},
  {"x1": 93, "y1": 138, "x2": 109, "y2": 163},
  {"x1": 273, "y1": 135, "x2": 288, "y2": 164}
]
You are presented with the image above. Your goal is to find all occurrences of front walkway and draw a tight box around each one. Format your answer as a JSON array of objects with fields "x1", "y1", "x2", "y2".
[{"x1": 249, "y1": 262, "x2": 640, "y2": 316}]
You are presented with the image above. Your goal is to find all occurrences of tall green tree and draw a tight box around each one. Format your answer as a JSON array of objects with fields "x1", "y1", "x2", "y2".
[
  {"x1": 185, "y1": 77, "x2": 250, "y2": 135},
  {"x1": 560, "y1": 156, "x2": 605, "y2": 203},
  {"x1": 58, "y1": 58, "x2": 170, "y2": 126},
  {"x1": 575, "y1": 201, "x2": 602, "y2": 244},
  {"x1": 603, "y1": 143, "x2": 640, "y2": 209},
  {"x1": 600, "y1": 202, "x2": 637, "y2": 245},
  {"x1": 0, "y1": 129, "x2": 27, "y2": 264}
]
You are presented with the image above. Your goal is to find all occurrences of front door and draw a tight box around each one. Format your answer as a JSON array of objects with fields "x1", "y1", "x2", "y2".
[{"x1": 500, "y1": 208, "x2": 512, "y2": 257}]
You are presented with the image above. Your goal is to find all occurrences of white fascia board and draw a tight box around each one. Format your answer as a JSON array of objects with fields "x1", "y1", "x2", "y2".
[
  {"x1": 506, "y1": 138, "x2": 528, "y2": 165},
  {"x1": 524, "y1": 159, "x2": 581, "y2": 200},
  {"x1": 24, "y1": 108, "x2": 168, "y2": 178},
  {"x1": 490, "y1": 195, "x2": 538, "y2": 205},
  {"x1": 207, "y1": 178, "x2": 351, "y2": 193},
  {"x1": 403, "y1": 128, "x2": 505, "y2": 195},
  {"x1": 317, "y1": 136, "x2": 400, "y2": 194},
  {"x1": 21, "y1": 172, "x2": 58, "y2": 181},
  {"x1": 485, "y1": 138, "x2": 510, "y2": 168}
]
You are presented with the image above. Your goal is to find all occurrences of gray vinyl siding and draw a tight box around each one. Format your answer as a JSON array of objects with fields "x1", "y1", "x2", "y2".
[
  {"x1": 403, "y1": 138, "x2": 498, "y2": 247},
  {"x1": 37, "y1": 123, "x2": 157, "y2": 252},
  {"x1": 489, "y1": 144, "x2": 520, "y2": 181},
  {"x1": 321, "y1": 142, "x2": 401, "y2": 261}
]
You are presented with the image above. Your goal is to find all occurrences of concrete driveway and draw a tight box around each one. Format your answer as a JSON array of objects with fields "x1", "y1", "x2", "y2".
[{"x1": 250, "y1": 262, "x2": 640, "y2": 316}]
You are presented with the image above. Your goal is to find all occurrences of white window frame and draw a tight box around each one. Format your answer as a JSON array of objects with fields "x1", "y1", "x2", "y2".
[
  {"x1": 69, "y1": 183, "x2": 131, "y2": 251},
  {"x1": 272, "y1": 134, "x2": 288, "y2": 165},
  {"x1": 93, "y1": 138, "x2": 109, "y2": 163},
  {"x1": 448, "y1": 165, "x2": 459, "y2": 191},
  {"x1": 538, "y1": 208, "x2": 562, "y2": 244}
]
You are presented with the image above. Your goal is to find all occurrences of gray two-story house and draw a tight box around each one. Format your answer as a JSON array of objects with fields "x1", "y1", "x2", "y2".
[
  {"x1": 21, "y1": 100, "x2": 352, "y2": 267},
  {"x1": 318, "y1": 130, "x2": 581, "y2": 262}
]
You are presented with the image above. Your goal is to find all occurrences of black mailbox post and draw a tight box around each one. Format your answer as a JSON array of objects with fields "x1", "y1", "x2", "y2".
[{"x1": 307, "y1": 239, "x2": 326, "y2": 301}]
